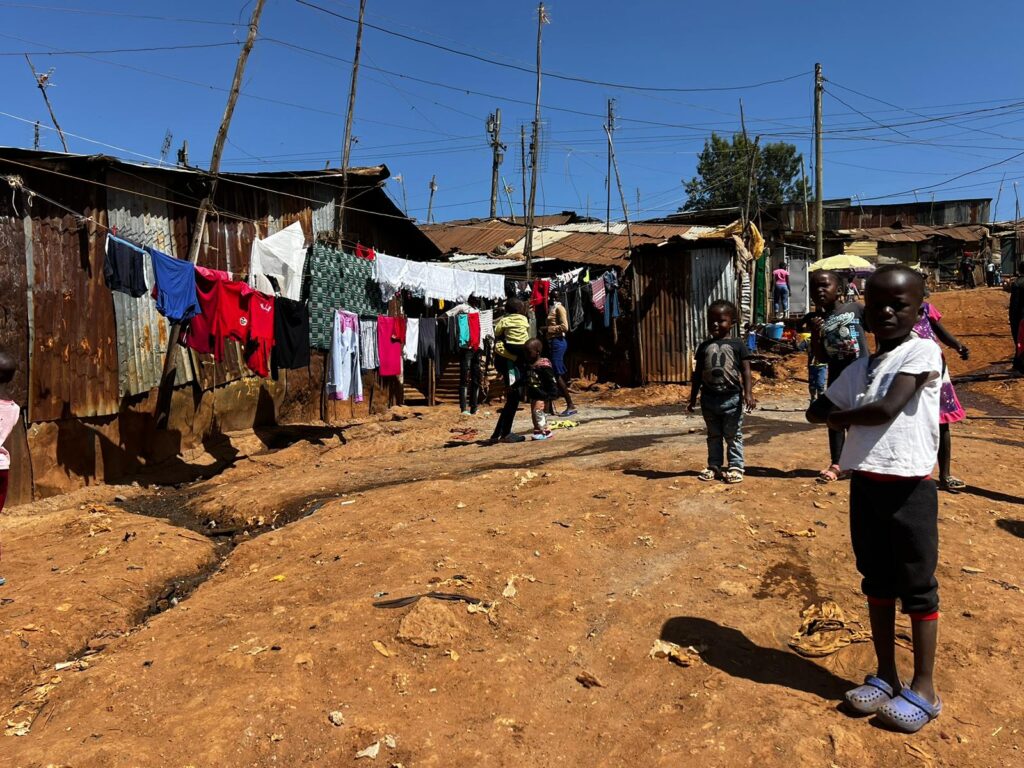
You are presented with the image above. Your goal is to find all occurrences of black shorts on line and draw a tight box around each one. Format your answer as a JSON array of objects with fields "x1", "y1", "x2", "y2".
[{"x1": 849, "y1": 473, "x2": 939, "y2": 615}]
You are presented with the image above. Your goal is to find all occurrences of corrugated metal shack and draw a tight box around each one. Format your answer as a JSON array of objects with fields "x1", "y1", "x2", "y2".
[
  {"x1": 632, "y1": 236, "x2": 741, "y2": 384},
  {"x1": 0, "y1": 148, "x2": 438, "y2": 503}
]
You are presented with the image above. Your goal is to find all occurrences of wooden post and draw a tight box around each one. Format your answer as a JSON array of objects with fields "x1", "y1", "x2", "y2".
[
  {"x1": 154, "y1": 0, "x2": 266, "y2": 429},
  {"x1": 606, "y1": 98, "x2": 614, "y2": 233},
  {"x1": 487, "y1": 108, "x2": 504, "y2": 219},
  {"x1": 427, "y1": 175, "x2": 438, "y2": 224},
  {"x1": 523, "y1": 3, "x2": 548, "y2": 281},
  {"x1": 336, "y1": 0, "x2": 368, "y2": 244},
  {"x1": 814, "y1": 63, "x2": 824, "y2": 260}
]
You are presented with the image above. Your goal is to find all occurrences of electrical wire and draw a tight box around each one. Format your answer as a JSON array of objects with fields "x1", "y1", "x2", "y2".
[
  {"x1": 0, "y1": 2, "x2": 243, "y2": 25},
  {"x1": 294, "y1": 0, "x2": 811, "y2": 95},
  {"x1": 0, "y1": 40, "x2": 241, "y2": 56}
]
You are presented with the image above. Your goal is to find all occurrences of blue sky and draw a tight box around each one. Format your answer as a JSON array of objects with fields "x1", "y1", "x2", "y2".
[{"x1": 2, "y1": 0, "x2": 1024, "y2": 224}]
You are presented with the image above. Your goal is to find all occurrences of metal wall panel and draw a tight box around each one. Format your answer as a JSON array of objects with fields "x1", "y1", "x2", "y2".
[
  {"x1": 635, "y1": 244, "x2": 736, "y2": 384},
  {"x1": 21, "y1": 170, "x2": 120, "y2": 421},
  {"x1": 0, "y1": 201, "x2": 29, "y2": 405},
  {"x1": 106, "y1": 170, "x2": 195, "y2": 397}
]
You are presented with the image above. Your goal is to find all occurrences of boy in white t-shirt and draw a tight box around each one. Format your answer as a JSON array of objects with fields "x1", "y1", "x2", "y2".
[
  {"x1": 0, "y1": 351, "x2": 19, "y2": 588},
  {"x1": 807, "y1": 265, "x2": 944, "y2": 734}
]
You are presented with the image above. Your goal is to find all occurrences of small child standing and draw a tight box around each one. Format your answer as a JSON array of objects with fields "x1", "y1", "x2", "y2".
[
  {"x1": 807, "y1": 265, "x2": 944, "y2": 733},
  {"x1": 687, "y1": 301, "x2": 755, "y2": 484},
  {"x1": 523, "y1": 339, "x2": 559, "y2": 441}
]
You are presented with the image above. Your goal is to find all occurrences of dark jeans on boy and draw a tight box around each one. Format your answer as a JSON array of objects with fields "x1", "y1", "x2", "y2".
[
  {"x1": 459, "y1": 348, "x2": 481, "y2": 413},
  {"x1": 849, "y1": 473, "x2": 939, "y2": 615},
  {"x1": 700, "y1": 390, "x2": 744, "y2": 471}
]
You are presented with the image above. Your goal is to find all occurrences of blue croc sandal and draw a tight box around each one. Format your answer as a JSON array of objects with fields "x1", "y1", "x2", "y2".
[
  {"x1": 876, "y1": 687, "x2": 942, "y2": 733},
  {"x1": 845, "y1": 675, "x2": 895, "y2": 714}
]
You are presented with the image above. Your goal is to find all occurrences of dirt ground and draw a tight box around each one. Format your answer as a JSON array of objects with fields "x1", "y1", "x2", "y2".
[{"x1": 1, "y1": 288, "x2": 1021, "y2": 767}]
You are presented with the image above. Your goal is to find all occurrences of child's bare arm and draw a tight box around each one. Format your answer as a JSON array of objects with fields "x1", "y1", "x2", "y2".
[
  {"x1": 826, "y1": 372, "x2": 930, "y2": 428},
  {"x1": 687, "y1": 378, "x2": 701, "y2": 412},
  {"x1": 741, "y1": 359, "x2": 755, "y2": 411},
  {"x1": 806, "y1": 394, "x2": 836, "y2": 424},
  {"x1": 928, "y1": 317, "x2": 969, "y2": 359}
]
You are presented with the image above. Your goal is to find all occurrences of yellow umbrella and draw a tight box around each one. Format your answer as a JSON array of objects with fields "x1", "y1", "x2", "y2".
[{"x1": 808, "y1": 254, "x2": 875, "y2": 274}]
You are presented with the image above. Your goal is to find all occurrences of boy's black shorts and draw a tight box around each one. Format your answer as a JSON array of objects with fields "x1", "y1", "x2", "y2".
[{"x1": 849, "y1": 473, "x2": 939, "y2": 615}]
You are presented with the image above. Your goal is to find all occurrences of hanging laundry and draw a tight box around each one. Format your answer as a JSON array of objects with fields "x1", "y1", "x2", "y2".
[
  {"x1": 603, "y1": 270, "x2": 621, "y2": 328},
  {"x1": 104, "y1": 235, "x2": 149, "y2": 298},
  {"x1": 416, "y1": 318, "x2": 440, "y2": 381},
  {"x1": 456, "y1": 313, "x2": 471, "y2": 348},
  {"x1": 271, "y1": 296, "x2": 310, "y2": 373},
  {"x1": 478, "y1": 309, "x2": 495, "y2": 341},
  {"x1": 196, "y1": 265, "x2": 232, "y2": 281},
  {"x1": 530, "y1": 279, "x2": 550, "y2": 317},
  {"x1": 359, "y1": 319, "x2": 379, "y2": 370},
  {"x1": 249, "y1": 221, "x2": 307, "y2": 301},
  {"x1": 468, "y1": 312, "x2": 481, "y2": 351},
  {"x1": 246, "y1": 292, "x2": 275, "y2": 378},
  {"x1": 182, "y1": 268, "x2": 231, "y2": 355},
  {"x1": 214, "y1": 281, "x2": 255, "y2": 361},
  {"x1": 568, "y1": 286, "x2": 585, "y2": 331},
  {"x1": 591, "y1": 276, "x2": 607, "y2": 312},
  {"x1": 375, "y1": 252, "x2": 506, "y2": 302},
  {"x1": 377, "y1": 316, "x2": 404, "y2": 377},
  {"x1": 339, "y1": 248, "x2": 386, "y2": 317},
  {"x1": 355, "y1": 243, "x2": 376, "y2": 261},
  {"x1": 306, "y1": 243, "x2": 345, "y2": 350},
  {"x1": 146, "y1": 247, "x2": 199, "y2": 323},
  {"x1": 327, "y1": 310, "x2": 363, "y2": 402},
  {"x1": 403, "y1": 318, "x2": 420, "y2": 362}
]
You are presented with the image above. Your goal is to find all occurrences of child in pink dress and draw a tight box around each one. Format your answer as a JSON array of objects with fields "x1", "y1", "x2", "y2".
[{"x1": 912, "y1": 302, "x2": 969, "y2": 491}]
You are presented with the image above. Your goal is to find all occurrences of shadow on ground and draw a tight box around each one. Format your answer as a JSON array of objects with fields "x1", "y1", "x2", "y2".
[
  {"x1": 660, "y1": 616, "x2": 854, "y2": 701},
  {"x1": 996, "y1": 519, "x2": 1024, "y2": 538}
]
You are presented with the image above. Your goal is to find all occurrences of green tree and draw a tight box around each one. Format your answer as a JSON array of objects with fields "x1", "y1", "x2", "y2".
[{"x1": 682, "y1": 132, "x2": 807, "y2": 211}]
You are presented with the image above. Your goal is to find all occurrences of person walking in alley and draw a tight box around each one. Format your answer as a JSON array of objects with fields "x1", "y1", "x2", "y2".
[
  {"x1": 807, "y1": 265, "x2": 944, "y2": 733},
  {"x1": 772, "y1": 261, "x2": 790, "y2": 318},
  {"x1": 687, "y1": 301, "x2": 755, "y2": 484},
  {"x1": 545, "y1": 289, "x2": 577, "y2": 417}
]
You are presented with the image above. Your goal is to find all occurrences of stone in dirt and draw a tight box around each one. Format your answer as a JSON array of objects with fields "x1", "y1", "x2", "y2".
[
  {"x1": 396, "y1": 599, "x2": 467, "y2": 648},
  {"x1": 714, "y1": 580, "x2": 748, "y2": 597},
  {"x1": 328, "y1": 710, "x2": 345, "y2": 726}
]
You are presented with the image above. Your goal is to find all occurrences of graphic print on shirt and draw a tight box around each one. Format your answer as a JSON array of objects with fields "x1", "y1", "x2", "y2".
[
  {"x1": 701, "y1": 340, "x2": 742, "y2": 392},
  {"x1": 821, "y1": 311, "x2": 863, "y2": 362}
]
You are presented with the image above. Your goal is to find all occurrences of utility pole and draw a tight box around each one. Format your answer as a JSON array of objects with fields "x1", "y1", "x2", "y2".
[
  {"x1": 25, "y1": 56, "x2": 68, "y2": 152},
  {"x1": 155, "y1": 0, "x2": 266, "y2": 428},
  {"x1": 800, "y1": 157, "x2": 810, "y2": 233},
  {"x1": 336, "y1": 0, "x2": 368, "y2": 244},
  {"x1": 33, "y1": 121, "x2": 40, "y2": 150},
  {"x1": 426, "y1": 174, "x2": 438, "y2": 224},
  {"x1": 739, "y1": 98, "x2": 751, "y2": 228},
  {"x1": 636, "y1": 187, "x2": 640, "y2": 222},
  {"x1": 606, "y1": 98, "x2": 615, "y2": 233},
  {"x1": 605, "y1": 123, "x2": 632, "y2": 250},
  {"x1": 487, "y1": 108, "x2": 506, "y2": 219},
  {"x1": 522, "y1": 2, "x2": 549, "y2": 281},
  {"x1": 814, "y1": 62, "x2": 824, "y2": 260},
  {"x1": 502, "y1": 177, "x2": 516, "y2": 223},
  {"x1": 1014, "y1": 181, "x2": 1020, "y2": 222},
  {"x1": 520, "y1": 125, "x2": 527, "y2": 223},
  {"x1": 994, "y1": 173, "x2": 1006, "y2": 223}
]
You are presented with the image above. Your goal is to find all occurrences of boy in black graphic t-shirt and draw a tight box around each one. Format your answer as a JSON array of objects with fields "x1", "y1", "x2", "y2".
[{"x1": 687, "y1": 301, "x2": 755, "y2": 484}]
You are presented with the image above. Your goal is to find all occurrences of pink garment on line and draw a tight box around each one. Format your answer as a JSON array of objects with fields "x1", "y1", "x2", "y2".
[
  {"x1": 377, "y1": 316, "x2": 404, "y2": 377},
  {"x1": 591, "y1": 279, "x2": 606, "y2": 312},
  {"x1": 0, "y1": 399, "x2": 19, "y2": 472}
]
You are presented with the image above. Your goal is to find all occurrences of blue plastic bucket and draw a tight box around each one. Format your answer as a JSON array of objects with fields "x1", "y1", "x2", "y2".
[{"x1": 766, "y1": 323, "x2": 784, "y2": 340}]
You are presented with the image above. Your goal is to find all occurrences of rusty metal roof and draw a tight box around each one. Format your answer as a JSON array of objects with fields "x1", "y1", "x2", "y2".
[
  {"x1": 840, "y1": 224, "x2": 988, "y2": 244},
  {"x1": 420, "y1": 218, "x2": 526, "y2": 256}
]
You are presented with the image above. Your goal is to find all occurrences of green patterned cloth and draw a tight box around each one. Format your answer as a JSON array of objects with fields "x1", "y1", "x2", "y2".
[{"x1": 306, "y1": 244, "x2": 386, "y2": 350}]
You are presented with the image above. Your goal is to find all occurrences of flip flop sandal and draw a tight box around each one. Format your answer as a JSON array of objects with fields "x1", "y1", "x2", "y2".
[
  {"x1": 817, "y1": 464, "x2": 841, "y2": 484},
  {"x1": 845, "y1": 675, "x2": 895, "y2": 714},
  {"x1": 723, "y1": 469, "x2": 744, "y2": 484},
  {"x1": 697, "y1": 468, "x2": 717, "y2": 481},
  {"x1": 941, "y1": 476, "x2": 966, "y2": 492},
  {"x1": 875, "y1": 687, "x2": 942, "y2": 733}
]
